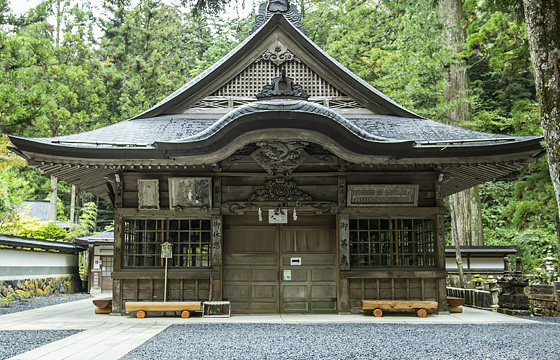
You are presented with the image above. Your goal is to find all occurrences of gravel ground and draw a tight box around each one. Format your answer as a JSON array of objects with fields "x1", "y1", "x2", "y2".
[
  {"x1": 0, "y1": 293, "x2": 91, "y2": 316},
  {"x1": 0, "y1": 330, "x2": 82, "y2": 360},
  {"x1": 521, "y1": 316, "x2": 560, "y2": 324},
  {"x1": 123, "y1": 323, "x2": 560, "y2": 360}
]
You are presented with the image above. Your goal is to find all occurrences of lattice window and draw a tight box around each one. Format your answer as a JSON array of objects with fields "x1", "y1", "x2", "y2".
[
  {"x1": 101, "y1": 256, "x2": 113, "y2": 276},
  {"x1": 212, "y1": 60, "x2": 346, "y2": 98},
  {"x1": 123, "y1": 219, "x2": 211, "y2": 268},
  {"x1": 349, "y1": 218, "x2": 435, "y2": 268}
]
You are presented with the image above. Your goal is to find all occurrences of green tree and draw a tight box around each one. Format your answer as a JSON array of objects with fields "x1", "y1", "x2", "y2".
[
  {"x1": 66, "y1": 201, "x2": 97, "y2": 239},
  {"x1": 522, "y1": 0, "x2": 560, "y2": 268},
  {"x1": 0, "y1": 214, "x2": 68, "y2": 240},
  {"x1": 305, "y1": 0, "x2": 452, "y2": 121},
  {"x1": 99, "y1": 0, "x2": 206, "y2": 119}
]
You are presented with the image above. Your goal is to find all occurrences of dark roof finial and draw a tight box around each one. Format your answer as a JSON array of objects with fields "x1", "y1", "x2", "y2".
[
  {"x1": 268, "y1": 0, "x2": 289, "y2": 12},
  {"x1": 250, "y1": 0, "x2": 306, "y2": 35}
]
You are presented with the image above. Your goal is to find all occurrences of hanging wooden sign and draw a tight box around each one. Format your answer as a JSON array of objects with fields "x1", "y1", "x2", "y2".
[{"x1": 347, "y1": 184, "x2": 419, "y2": 207}]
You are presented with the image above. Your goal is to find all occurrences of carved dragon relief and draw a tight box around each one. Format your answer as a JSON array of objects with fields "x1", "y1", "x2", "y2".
[
  {"x1": 251, "y1": 141, "x2": 309, "y2": 176},
  {"x1": 248, "y1": 178, "x2": 313, "y2": 202}
]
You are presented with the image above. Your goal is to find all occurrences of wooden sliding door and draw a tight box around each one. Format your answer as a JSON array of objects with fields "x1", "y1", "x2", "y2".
[{"x1": 223, "y1": 215, "x2": 337, "y2": 314}]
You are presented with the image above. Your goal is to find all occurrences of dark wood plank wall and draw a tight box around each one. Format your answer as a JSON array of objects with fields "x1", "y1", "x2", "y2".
[
  {"x1": 113, "y1": 159, "x2": 444, "y2": 314},
  {"x1": 120, "y1": 170, "x2": 435, "y2": 209}
]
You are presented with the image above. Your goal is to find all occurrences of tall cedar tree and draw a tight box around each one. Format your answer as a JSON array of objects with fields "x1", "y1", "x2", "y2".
[{"x1": 523, "y1": 0, "x2": 560, "y2": 256}]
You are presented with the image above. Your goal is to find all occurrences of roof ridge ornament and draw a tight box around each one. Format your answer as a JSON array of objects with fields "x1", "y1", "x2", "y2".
[
  {"x1": 250, "y1": 0, "x2": 306, "y2": 35},
  {"x1": 256, "y1": 70, "x2": 310, "y2": 100}
]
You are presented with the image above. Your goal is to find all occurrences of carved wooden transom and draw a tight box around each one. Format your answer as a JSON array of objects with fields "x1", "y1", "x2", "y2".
[
  {"x1": 248, "y1": 178, "x2": 313, "y2": 201},
  {"x1": 251, "y1": 141, "x2": 309, "y2": 176}
]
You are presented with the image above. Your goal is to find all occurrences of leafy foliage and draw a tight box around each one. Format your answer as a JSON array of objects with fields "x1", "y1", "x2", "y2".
[
  {"x1": 0, "y1": 214, "x2": 67, "y2": 240},
  {"x1": 66, "y1": 202, "x2": 97, "y2": 239},
  {"x1": 485, "y1": 227, "x2": 557, "y2": 275},
  {"x1": 479, "y1": 159, "x2": 558, "y2": 274},
  {"x1": 306, "y1": 0, "x2": 453, "y2": 121}
]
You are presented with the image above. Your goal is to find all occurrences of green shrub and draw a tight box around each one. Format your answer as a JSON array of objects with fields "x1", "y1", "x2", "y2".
[{"x1": 485, "y1": 227, "x2": 557, "y2": 274}]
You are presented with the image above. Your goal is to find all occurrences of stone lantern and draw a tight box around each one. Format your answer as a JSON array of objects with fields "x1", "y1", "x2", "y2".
[{"x1": 497, "y1": 257, "x2": 531, "y2": 315}]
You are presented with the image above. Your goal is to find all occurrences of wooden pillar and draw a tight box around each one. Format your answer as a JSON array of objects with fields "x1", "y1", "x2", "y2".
[
  {"x1": 114, "y1": 173, "x2": 123, "y2": 208},
  {"x1": 112, "y1": 279, "x2": 122, "y2": 314},
  {"x1": 70, "y1": 185, "x2": 76, "y2": 224},
  {"x1": 213, "y1": 177, "x2": 222, "y2": 208},
  {"x1": 338, "y1": 214, "x2": 350, "y2": 312},
  {"x1": 112, "y1": 174, "x2": 123, "y2": 312},
  {"x1": 211, "y1": 215, "x2": 223, "y2": 301},
  {"x1": 113, "y1": 213, "x2": 123, "y2": 313},
  {"x1": 436, "y1": 214, "x2": 449, "y2": 313},
  {"x1": 339, "y1": 278, "x2": 350, "y2": 313},
  {"x1": 338, "y1": 176, "x2": 347, "y2": 207},
  {"x1": 338, "y1": 214, "x2": 350, "y2": 270},
  {"x1": 49, "y1": 176, "x2": 57, "y2": 221},
  {"x1": 113, "y1": 214, "x2": 122, "y2": 271}
]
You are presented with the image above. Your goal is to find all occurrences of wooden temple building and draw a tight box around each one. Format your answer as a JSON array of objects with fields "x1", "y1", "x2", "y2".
[{"x1": 9, "y1": 1, "x2": 543, "y2": 315}]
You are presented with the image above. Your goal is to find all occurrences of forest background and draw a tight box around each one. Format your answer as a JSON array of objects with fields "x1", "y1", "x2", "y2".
[{"x1": 0, "y1": 0, "x2": 556, "y2": 276}]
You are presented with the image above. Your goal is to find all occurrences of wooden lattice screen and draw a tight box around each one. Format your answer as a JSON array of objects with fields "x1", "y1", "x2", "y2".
[
  {"x1": 213, "y1": 60, "x2": 344, "y2": 98},
  {"x1": 191, "y1": 58, "x2": 364, "y2": 109}
]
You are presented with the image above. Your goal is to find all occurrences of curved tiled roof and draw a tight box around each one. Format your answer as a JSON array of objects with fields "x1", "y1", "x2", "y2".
[
  {"x1": 157, "y1": 100, "x2": 397, "y2": 144},
  {"x1": 15, "y1": 100, "x2": 539, "y2": 151}
]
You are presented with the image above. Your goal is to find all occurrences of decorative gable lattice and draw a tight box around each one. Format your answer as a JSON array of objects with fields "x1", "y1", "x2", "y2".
[
  {"x1": 191, "y1": 43, "x2": 364, "y2": 110},
  {"x1": 212, "y1": 59, "x2": 343, "y2": 98}
]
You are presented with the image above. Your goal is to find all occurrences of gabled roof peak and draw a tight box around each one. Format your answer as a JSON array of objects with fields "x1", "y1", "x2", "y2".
[{"x1": 250, "y1": 0, "x2": 306, "y2": 35}]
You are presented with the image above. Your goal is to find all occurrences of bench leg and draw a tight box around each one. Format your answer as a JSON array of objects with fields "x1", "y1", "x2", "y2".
[
  {"x1": 416, "y1": 309, "x2": 427, "y2": 318},
  {"x1": 137, "y1": 311, "x2": 146, "y2": 319},
  {"x1": 181, "y1": 310, "x2": 191, "y2": 318},
  {"x1": 373, "y1": 309, "x2": 383, "y2": 317}
]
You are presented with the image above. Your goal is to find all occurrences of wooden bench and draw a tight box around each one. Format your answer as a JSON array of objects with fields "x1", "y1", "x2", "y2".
[
  {"x1": 125, "y1": 301, "x2": 202, "y2": 319},
  {"x1": 362, "y1": 300, "x2": 438, "y2": 318}
]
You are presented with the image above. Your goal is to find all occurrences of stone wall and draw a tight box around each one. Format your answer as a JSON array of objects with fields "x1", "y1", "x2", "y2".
[
  {"x1": 0, "y1": 275, "x2": 82, "y2": 306},
  {"x1": 526, "y1": 283, "x2": 560, "y2": 316}
]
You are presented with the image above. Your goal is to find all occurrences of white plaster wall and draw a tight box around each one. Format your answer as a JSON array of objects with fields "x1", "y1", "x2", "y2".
[
  {"x1": 469, "y1": 257, "x2": 504, "y2": 270},
  {"x1": 0, "y1": 248, "x2": 79, "y2": 280},
  {"x1": 446, "y1": 257, "x2": 504, "y2": 270}
]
